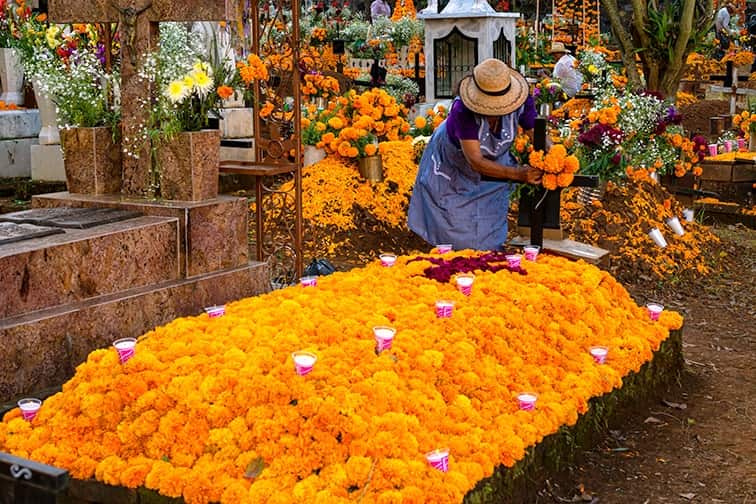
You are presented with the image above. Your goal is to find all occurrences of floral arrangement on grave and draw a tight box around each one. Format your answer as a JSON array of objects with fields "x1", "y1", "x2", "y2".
[
  {"x1": 515, "y1": 18, "x2": 555, "y2": 68},
  {"x1": 528, "y1": 143, "x2": 580, "y2": 190},
  {"x1": 233, "y1": 53, "x2": 268, "y2": 106},
  {"x1": 301, "y1": 72, "x2": 340, "y2": 101},
  {"x1": 534, "y1": 78, "x2": 567, "y2": 107},
  {"x1": 301, "y1": 103, "x2": 344, "y2": 147},
  {"x1": 409, "y1": 104, "x2": 447, "y2": 138},
  {"x1": 576, "y1": 48, "x2": 613, "y2": 90},
  {"x1": 732, "y1": 108, "x2": 756, "y2": 140},
  {"x1": 0, "y1": 0, "x2": 31, "y2": 48}
]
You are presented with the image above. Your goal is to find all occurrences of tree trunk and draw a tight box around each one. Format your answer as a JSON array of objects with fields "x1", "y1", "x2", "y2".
[{"x1": 600, "y1": 0, "x2": 643, "y2": 90}]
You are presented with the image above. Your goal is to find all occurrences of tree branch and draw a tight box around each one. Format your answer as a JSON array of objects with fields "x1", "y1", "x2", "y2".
[{"x1": 600, "y1": 0, "x2": 642, "y2": 89}]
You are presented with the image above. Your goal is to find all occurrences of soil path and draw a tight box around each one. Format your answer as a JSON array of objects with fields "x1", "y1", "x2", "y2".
[{"x1": 538, "y1": 225, "x2": 756, "y2": 503}]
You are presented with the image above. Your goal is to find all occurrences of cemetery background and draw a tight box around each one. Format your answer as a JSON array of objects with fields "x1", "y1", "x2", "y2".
[{"x1": 0, "y1": 0, "x2": 754, "y2": 502}]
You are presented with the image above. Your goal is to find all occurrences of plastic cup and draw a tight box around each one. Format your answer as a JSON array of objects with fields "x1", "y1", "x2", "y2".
[
  {"x1": 517, "y1": 393, "x2": 538, "y2": 411},
  {"x1": 724, "y1": 140, "x2": 733, "y2": 153},
  {"x1": 379, "y1": 253, "x2": 397, "y2": 267},
  {"x1": 505, "y1": 254, "x2": 522, "y2": 269},
  {"x1": 436, "y1": 244, "x2": 453, "y2": 254},
  {"x1": 523, "y1": 245, "x2": 540, "y2": 261},
  {"x1": 683, "y1": 208, "x2": 695, "y2": 222},
  {"x1": 738, "y1": 137, "x2": 746, "y2": 151},
  {"x1": 425, "y1": 448, "x2": 450, "y2": 472},
  {"x1": 648, "y1": 228, "x2": 668, "y2": 248},
  {"x1": 17, "y1": 398, "x2": 41, "y2": 421},
  {"x1": 204, "y1": 305, "x2": 226, "y2": 318},
  {"x1": 666, "y1": 216, "x2": 685, "y2": 236},
  {"x1": 708, "y1": 143, "x2": 717, "y2": 156},
  {"x1": 455, "y1": 274, "x2": 475, "y2": 296},
  {"x1": 649, "y1": 171, "x2": 659, "y2": 183},
  {"x1": 113, "y1": 337, "x2": 137, "y2": 364},
  {"x1": 373, "y1": 326, "x2": 396, "y2": 352},
  {"x1": 300, "y1": 276, "x2": 318, "y2": 287},
  {"x1": 435, "y1": 300, "x2": 454, "y2": 318},
  {"x1": 590, "y1": 346, "x2": 608, "y2": 364},
  {"x1": 292, "y1": 351, "x2": 317, "y2": 376},
  {"x1": 647, "y1": 303, "x2": 664, "y2": 321}
]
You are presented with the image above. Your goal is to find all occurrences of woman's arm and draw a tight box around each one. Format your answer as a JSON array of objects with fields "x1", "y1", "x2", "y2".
[{"x1": 460, "y1": 139, "x2": 542, "y2": 184}]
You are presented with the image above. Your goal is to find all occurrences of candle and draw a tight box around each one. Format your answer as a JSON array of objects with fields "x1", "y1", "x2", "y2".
[
  {"x1": 113, "y1": 337, "x2": 137, "y2": 364},
  {"x1": 506, "y1": 254, "x2": 522, "y2": 269},
  {"x1": 523, "y1": 246, "x2": 540, "y2": 261},
  {"x1": 17, "y1": 398, "x2": 42, "y2": 421},
  {"x1": 425, "y1": 448, "x2": 450, "y2": 472},
  {"x1": 647, "y1": 303, "x2": 664, "y2": 321},
  {"x1": 590, "y1": 346, "x2": 608, "y2": 364},
  {"x1": 379, "y1": 253, "x2": 397, "y2": 267},
  {"x1": 300, "y1": 276, "x2": 318, "y2": 287},
  {"x1": 435, "y1": 300, "x2": 454, "y2": 318},
  {"x1": 436, "y1": 244, "x2": 453, "y2": 254},
  {"x1": 455, "y1": 274, "x2": 475, "y2": 296},
  {"x1": 292, "y1": 351, "x2": 318, "y2": 376},
  {"x1": 517, "y1": 393, "x2": 538, "y2": 411},
  {"x1": 373, "y1": 326, "x2": 396, "y2": 352},
  {"x1": 204, "y1": 305, "x2": 226, "y2": 318}
]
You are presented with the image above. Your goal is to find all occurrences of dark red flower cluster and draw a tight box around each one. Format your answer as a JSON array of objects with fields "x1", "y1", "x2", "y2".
[
  {"x1": 409, "y1": 252, "x2": 527, "y2": 283},
  {"x1": 577, "y1": 123, "x2": 623, "y2": 149}
]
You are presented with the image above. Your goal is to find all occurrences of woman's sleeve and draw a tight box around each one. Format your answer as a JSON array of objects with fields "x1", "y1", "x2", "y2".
[
  {"x1": 447, "y1": 100, "x2": 479, "y2": 143},
  {"x1": 518, "y1": 95, "x2": 537, "y2": 130}
]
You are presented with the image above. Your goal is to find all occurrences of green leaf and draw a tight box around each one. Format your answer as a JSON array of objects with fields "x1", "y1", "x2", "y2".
[{"x1": 245, "y1": 457, "x2": 265, "y2": 479}]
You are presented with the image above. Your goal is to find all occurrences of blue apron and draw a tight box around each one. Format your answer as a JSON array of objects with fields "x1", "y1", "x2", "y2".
[{"x1": 408, "y1": 102, "x2": 521, "y2": 250}]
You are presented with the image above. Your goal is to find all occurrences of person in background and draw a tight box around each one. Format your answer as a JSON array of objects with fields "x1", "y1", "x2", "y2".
[
  {"x1": 370, "y1": 0, "x2": 391, "y2": 22},
  {"x1": 549, "y1": 42, "x2": 583, "y2": 98},
  {"x1": 715, "y1": 2, "x2": 736, "y2": 59},
  {"x1": 408, "y1": 58, "x2": 542, "y2": 251}
]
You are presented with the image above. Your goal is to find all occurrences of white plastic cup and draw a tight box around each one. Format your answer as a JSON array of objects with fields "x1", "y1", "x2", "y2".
[
  {"x1": 373, "y1": 326, "x2": 396, "y2": 352},
  {"x1": 590, "y1": 346, "x2": 608, "y2": 364},
  {"x1": 506, "y1": 254, "x2": 522, "y2": 269},
  {"x1": 683, "y1": 209, "x2": 695, "y2": 222},
  {"x1": 666, "y1": 217, "x2": 685, "y2": 236},
  {"x1": 649, "y1": 171, "x2": 659, "y2": 183},
  {"x1": 204, "y1": 305, "x2": 226, "y2": 318},
  {"x1": 292, "y1": 351, "x2": 317, "y2": 376},
  {"x1": 425, "y1": 448, "x2": 450, "y2": 472},
  {"x1": 17, "y1": 398, "x2": 42, "y2": 421},
  {"x1": 455, "y1": 274, "x2": 475, "y2": 296},
  {"x1": 379, "y1": 253, "x2": 397, "y2": 267},
  {"x1": 647, "y1": 303, "x2": 664, "y2": 321},
  {"x1": 435, "y1": 300, "x2": 454, "y2": 318},
  {"x1": 113, "y1": 338, "x2": 137, "y2": 364},
  {"x1": 300, "y1": 276, "x2": 318, "y2": 287},
  {"x1": 517, "y1": 393, "x2": 538, "y2": 411},
  {"x1": 436, "y1": 244, "x2": 453, "y2": 254},
  {"x1": 523, "y1": 245, "x2": 540, "y2": 261},
  {"x1": 648, "y1": 228, "x2": 668, "y2": 248},
  {"x1": 708, "y1": 143, "x2": 717, "y2": 156}
]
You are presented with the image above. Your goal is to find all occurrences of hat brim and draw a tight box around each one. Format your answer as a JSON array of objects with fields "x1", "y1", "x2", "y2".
[
  {"x1": 549, "y1": 48, "x2": 570, "y2": 54},
  {"x1": 458, "y1": 69, "x2": 530, "y2": 116}
]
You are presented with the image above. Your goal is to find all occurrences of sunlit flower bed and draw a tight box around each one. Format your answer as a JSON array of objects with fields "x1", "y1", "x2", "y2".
[{"x1": 0, "y1": 253, "x2": 682, "y2": 503}]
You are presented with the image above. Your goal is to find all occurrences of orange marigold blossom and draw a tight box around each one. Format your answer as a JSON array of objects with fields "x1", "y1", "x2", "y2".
[{"x1": 0, "y1": 252, "x2": 682, "y2": 504}]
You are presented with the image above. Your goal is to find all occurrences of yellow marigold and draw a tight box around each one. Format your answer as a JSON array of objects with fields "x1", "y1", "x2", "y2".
[
  {"x1": 364, "y1": 143, "x2": 378, "y2": 156},
  {"x1": 414, "y1": 116, "x2": 427, "y2": 129}
]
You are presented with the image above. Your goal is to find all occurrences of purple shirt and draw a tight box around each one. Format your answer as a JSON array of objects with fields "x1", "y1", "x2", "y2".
[{"x1": 446, "y1": 96, "x2": 536, "y2": 148}]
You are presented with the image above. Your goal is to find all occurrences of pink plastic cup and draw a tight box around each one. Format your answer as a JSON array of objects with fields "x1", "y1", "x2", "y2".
[
  {"x1": 724, "y1": 140, "x2": 733, "y2": 153},
  {"x1": 738, "y1": 137, "x2": 746, "y2": 151},
  {"x1": 425, "y1": 448, "x2": 450, "y2": 472},
  {"x1": 17, "y1": 398, "x2": 41, "y2": 421},
  {"x1": 379, "y1": 253, "x2": 397, "y2": 267},
  {"x1": 506, "y1": 254, "x2": 522, "y2": 269},
  {"x1": 523, "y1": 246, "x2": 540, "y2": 261},
  {"x1": 373, "y1": 326, "x2": 396, "y2": 352},
  {"x1": 455, "y1": 274, "x2": 475, "y2": 296},
  {"x1": 204, "y1": 305, "x2": 226, "y2": 318},
  {"x1": 292, "y1": 351, "x2": 317, "y2": 376},
  {"x1": 435, "y1": 300, "x2": 454, "y2": 318},
  {"x1": 436, "y1": 244, "x2": 453, "y2": 254},
  {"x1": 708, "y1": 144, "x2": 717, "y2": 156},
  {"x1": 113, "y1": 337, "x2": 137, "y2": 364},
  {"x1": 647, "y1": 303, "x2": 664, "y2": 321},
  {"x1": 590, "y1": 346, "x2": 608, "y2": 364},
  {"x1": 300, "y1": 276, "x2": 318, "y2": 287},
  {"x1": 517, "y1": 393, "x2": 538, "y2": 411}
]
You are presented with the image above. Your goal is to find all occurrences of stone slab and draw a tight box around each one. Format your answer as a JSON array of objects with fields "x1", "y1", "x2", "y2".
[
  {"x1": 0, "y1": 222, "x2": 63, "y2": 245},
  {"x1": 0, "y1": 137, "x2": 37, "y2": 178},
  {"x1": 219, "y1": 107, "x2": 254, "y2": 138},
  {"x1": 0, "y1": 110, "x2": 41, "y2": 139},
  {"x1": 0, "y1": 261, "x2": 269, "y2": 403},
  {"x1": 510, "y1": 236, "x2": 610, "y2": 264},
  {"x1": 220, "y1": 143, "x2": 256, "y2": 162},
  {"x1": 700, "y1": 161, "x2": 734, "y2": 181},
  {"x1": 0, "y1": 207, "x2": 142, "y2": 229},
  {"x1": 32, "y1": 192, "x2": 249, "y2": 278},
  {"x1": 0, "y1": 216, "x2": 180, "y2": 319},
  {"x1": 30, "y1": 144, "x2": 65, "y2": 182}
]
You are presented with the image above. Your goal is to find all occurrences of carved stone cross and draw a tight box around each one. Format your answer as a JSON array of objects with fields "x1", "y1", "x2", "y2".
[{"x1": 48, "y1": 0, "x2": 230, "y2": 196}]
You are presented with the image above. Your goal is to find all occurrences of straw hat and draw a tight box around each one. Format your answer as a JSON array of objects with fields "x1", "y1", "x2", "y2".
[
  {"x1": 549, "y1": 42, "x2": 571, "y2": 54},
  {"x1": 458, "y1": 58, "x2": 529, "y2": 116}
]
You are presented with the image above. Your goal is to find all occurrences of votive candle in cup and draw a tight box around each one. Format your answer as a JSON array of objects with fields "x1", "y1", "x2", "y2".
[
  {"x1": 738, "y1": 137, "x2": 746, "y2": 151},
  {"x1": 379, "y1": 253, "x2": 397, "y2": 267},
  {"x1": 708, "y1": 143, "x2": 717, "y2": 156},
  {"x1": 17, "y1": 398, "x2": 41, "y2": 421},
  {"x1": 724, "y1": 140, "x2": 733, "y2": 153},
  {"x1": 373, "y1": 326, "x2": 396, "y2": 352},
  {"x1": 517, "y1": 393, "x2": 538, "y2": 411},
  {"x1": 436, "y1": 243, "x2": 453, "y2": 254},
  {"x1": 647, "y1": 303, "x2": 664, "y2": 321},
  {"x1": 300, "y1": 276, "x2": 318, "y2": 287},
  {"x1": 505, "y1": 254, "x2": 522, "y2": 269},
  {"x1": 523, "y1": 245, "x2": 540, "y2": 261},
  {"x1": 204, "y1": 305, "x2": 226, "y2": 318},
  {"x1": 590, "y1": 346, "x2": 609, "y2": 364},
  {"x1": 113, "y1": 337, "x2": 137, "y2": 364},
  {"x1": 425, "y1": 448, "x2": 450, "y2": 472},
  {"x1": 435, "y1": 300, "x2": 454, "y2": 318},
  {"x1": 292, "y1": 351, "x2": 317, "y2": 376},
  {"x1": 455, "y1": 273, "x2": 475, "y2": 296}
]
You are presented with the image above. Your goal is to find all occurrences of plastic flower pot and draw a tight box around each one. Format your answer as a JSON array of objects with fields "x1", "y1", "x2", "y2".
[
  {"x1": 17, "y1": 398, "x2": 42, "y2": 421},
  {"x1": 113, "y1": 338, "x2": 137, "y2": 364},
  {"x1": 373, "y1": 326, "x2": 396, "y2": 352},
  {"x1": 292, "y1": 351, "x2": 317, "y2": 376}
]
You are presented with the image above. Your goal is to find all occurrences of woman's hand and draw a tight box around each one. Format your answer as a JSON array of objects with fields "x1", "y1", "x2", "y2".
[{"x1": 522, "y1": 165, "x2": 543, "y2": 185}]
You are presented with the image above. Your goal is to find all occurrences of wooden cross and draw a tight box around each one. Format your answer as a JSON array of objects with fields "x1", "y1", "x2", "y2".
[{"x1": 48, "y1": 0, "x2": 231, "y2": 196}]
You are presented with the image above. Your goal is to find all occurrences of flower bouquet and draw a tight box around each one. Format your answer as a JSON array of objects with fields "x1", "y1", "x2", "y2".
[
  {"x1": 528, "y1": 144, "x2": 580, "y2": 190},
  {"x1": 534, "y1": 78, "x2": 567, "y2": 109}
]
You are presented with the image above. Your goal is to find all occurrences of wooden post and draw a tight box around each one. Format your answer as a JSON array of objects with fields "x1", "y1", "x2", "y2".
[
  {"x1": 0, "y1": 452, "x2": 69, "y2": 504},
  {"x1": 529, "y1": 117, "x2": 548, "y2": 247}
]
